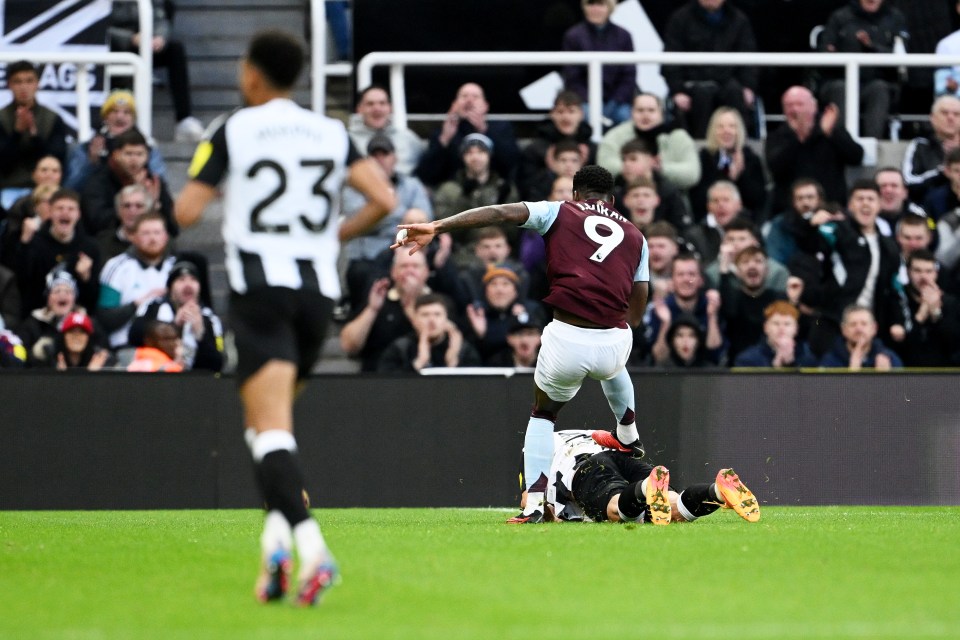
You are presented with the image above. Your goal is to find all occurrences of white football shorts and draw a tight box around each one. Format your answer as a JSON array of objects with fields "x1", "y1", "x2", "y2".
[{"x1": 534, "y1": 319, "x2": 633, "y2": 402}]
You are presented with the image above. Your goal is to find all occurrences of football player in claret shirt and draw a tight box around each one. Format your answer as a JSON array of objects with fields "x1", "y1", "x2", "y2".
[
  {"x1": 175, "y1": 30, "x2": 394, "y2": 605},
  {"x1": 394, "y1": 165, "x2": 649, "y2": 523}
]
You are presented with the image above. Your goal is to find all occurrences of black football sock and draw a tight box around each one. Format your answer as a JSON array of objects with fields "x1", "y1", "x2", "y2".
[
  {"x1": 256, "y1": 449, "x2": 310, "y2": 527},
  {"x1": 616, "y1": 480, "x2": 646, "y2": 521},
  {"x1": 676, "y1": 483, "x2": 720, "y2": 521}
]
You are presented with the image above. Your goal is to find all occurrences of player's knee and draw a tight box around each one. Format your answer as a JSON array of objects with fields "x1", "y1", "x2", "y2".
[{"x1": 531, "y1": 407, "x2": 558, "y2": 422}]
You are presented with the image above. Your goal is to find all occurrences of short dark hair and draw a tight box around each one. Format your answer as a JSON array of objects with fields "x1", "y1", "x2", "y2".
[
  {"x1": 645, "y1": 220, "x2": 678, "y2": 241},
  {"x1": 897, "y1": 213, "x2": 930, "y2": 233},
  {"x1": 947, "y1": 147, "x2": 960, "y2": 167},
  {"x1": 790, "y1": 177, "x2": 825, "y2": 200},
  {"x1": 620, "y1": 138, "x2": 656, "y2": 158},
  {"x1": 552, "y1": 138, "x2": 582, "y2": 159},
  {"x1": 624, "y1": 176, "x2": 658, "y2": 194},
  {"x1": 906, "y1": 248, "x2": 937, "y2": 269},
  {"x1": 247, "y1": 30, "x2": 304, "y2": 90},
  {"x1": 553, "y1": 90, "x2": 582, "y2": 108},
  {"x1": 414, "y1": 292, "x2": 451, "y2": 314},
  {"x1": 723, "y1": 216, "x2": 760, "y2": 241},
  {"x1": 132, "y1": 211, "x2": 167, "y2": 232},
  {"x1": 734, "y1": 245, "x2": 766, "y2": 264},
  {"x1": 849, "y1": 178, "x2": 880, "y2": 195},
  {"x1": 49, "y1": 188, "x2": 81, "y2": 207},
  {"x1": 6, "y1": 60, "x2": 37, "y2": 81},
  {"x1": 356, "y1": 83, "x2": 389, "y2": 106},
  {"x1": 112, "y1": 127, "x2": 148, "y2": 150},
  {"x1": 572, "y1": 165, "x2": 614, "y2": 200}
]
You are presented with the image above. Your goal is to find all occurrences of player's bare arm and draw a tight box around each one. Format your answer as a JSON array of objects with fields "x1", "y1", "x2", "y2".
[
  {"x1": 174, "y1": 181, "x2": 218, "y2": 229},
  {"x1": 338, "y1": 157, "x2": 397, "y2": 243},
  {"x1": 626, "y1": 281, "x2": 649, "y2": 329},
  {"x1": 392, "y1": 202, "x2": 530, "y2": 254}
]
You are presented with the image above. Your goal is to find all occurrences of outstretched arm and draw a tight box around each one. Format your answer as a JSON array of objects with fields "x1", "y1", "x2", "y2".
[{"x1": 392, "y1": 202, "x2": 530, "y2": 254}]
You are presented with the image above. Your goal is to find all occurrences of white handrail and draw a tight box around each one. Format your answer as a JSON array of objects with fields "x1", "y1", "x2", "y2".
[
  {"x1": 309, "y1": 0, "x2": 353, "y2": 113},
  {"x1": 357, "y1": 51, "x2": 960, "y2": 141},
  {"x1": 0, "y1": 51, "x2": 150, "y2": 141}
]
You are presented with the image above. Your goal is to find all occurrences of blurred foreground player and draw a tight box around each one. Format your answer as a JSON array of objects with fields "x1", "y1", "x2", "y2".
[
  {"x1": 175, "y1": 30, "x2": 394, "y2": 605},
  {"x1": 394, "y1": 166, "x2": 649, "y2": 523},
  {"x1": 546, "y1": 430, "x2": 760, "y2": 524}
]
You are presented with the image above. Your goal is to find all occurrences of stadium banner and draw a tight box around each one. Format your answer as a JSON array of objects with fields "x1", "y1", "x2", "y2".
[
  {"x1": 0, "y1": 0, "x2": 112, "y2": 137},
  {"x1": 1, "y1": 372, "x2": 958, "y2": 510}
]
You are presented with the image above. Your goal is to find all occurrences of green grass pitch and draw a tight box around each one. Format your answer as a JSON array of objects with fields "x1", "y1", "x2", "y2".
[{"x1": 1, "y1": 507, "x2": 958, "y2": 639}]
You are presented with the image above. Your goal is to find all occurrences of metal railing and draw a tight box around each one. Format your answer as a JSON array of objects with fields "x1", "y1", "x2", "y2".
[
  {"x1": 0, "y1": 51, "x2": 151, "y2": 141},
  {"x1": 309, "y1": 0, "x2": 352, "y2": 113},
  {"x1": 357, "y1": 51, "x2": 960, "y2": 142}
]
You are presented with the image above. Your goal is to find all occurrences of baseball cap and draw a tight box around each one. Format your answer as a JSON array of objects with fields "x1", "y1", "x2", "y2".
[
  {"x1": 460, "y1": 132, "x2": 494, "y2": 155},
  {"x1": 60, "y1": 312, "x2": 94, "y2": 334},
  {"x1": 367, "y1": 134, "x2": 395, "y2": 155}
]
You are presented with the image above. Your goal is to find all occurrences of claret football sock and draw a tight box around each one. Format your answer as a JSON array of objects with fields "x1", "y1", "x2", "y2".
[{"x1": 676, "y1": 484, "x2": 721, "y2": 521}]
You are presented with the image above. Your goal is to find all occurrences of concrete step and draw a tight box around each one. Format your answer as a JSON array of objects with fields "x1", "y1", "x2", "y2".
[{"x1": 173, "y1": 7, "x2": 307, "y2": 40}]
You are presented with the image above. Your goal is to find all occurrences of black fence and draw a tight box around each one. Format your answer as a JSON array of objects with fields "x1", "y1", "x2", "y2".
[{"x1": 2, "y1": 371, "x2": 958, "y2": 509}]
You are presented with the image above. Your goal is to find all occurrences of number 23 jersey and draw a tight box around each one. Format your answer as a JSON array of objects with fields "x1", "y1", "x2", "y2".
[
  {"x1": 188, "y1": 97, "x2": 361, "y2": 297},
  {"x1": 522, "y1": 198, "x2": 648, "y2": 328}
]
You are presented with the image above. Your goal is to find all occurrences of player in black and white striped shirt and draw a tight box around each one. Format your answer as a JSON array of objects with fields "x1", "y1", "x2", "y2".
[{"x1": 175, "y1": 30, "x2": 395, "y2": 606}]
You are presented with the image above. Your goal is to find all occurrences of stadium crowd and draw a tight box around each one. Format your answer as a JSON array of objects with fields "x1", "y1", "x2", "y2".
[{"x1": 3, "y1": 0, "x2": 960, "y2": 372}]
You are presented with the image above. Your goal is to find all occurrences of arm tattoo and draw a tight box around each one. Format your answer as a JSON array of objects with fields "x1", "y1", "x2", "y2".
[{"x1": 435, "y1": 203, "x2": 528, "y2": 234}]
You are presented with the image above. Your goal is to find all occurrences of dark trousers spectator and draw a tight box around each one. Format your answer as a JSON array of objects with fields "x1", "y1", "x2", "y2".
[
  {"x1": 820, "y1": 79, "x2": 891, "y2": 139},
  {"x1": 678, "y1": 78, "x2": 752, "y2": 139}
]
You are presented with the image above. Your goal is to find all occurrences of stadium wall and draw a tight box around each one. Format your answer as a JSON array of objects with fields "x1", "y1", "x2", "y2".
[{"x1": 1, "y1": 372, "x2": 958, "y2": 510}]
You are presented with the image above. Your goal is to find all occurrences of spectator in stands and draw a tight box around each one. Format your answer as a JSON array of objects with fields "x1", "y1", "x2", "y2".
[
  {"x1": 621, "y1": 177, "x2": 660, "y2": 233},
  {"x1": 733, "y1": 300, "x2": 817, "y2": 368},
  {"x1": 644, "y1": 253, "x2": 725, "y2": 365},
  {"x1": 0, "y1": 326, "x2": 25, "y2": 368},
  {"x1": 897, "y1": 0, "x2": 955, "y2": 110},
  {"x1": 50, "y1": 310, "x2": 112, "y2": 371},
  {"x1": 690, "y1": 107, "x2": 768, "y2": 223},
  {"x1": 376, "y1": 293, "x2": 480, "y2": 373},
  {"x1": 517, "y1": 90, "x2": 596, "y2": 201},
  {"x1": 519, "y1": 175, "x2": 571, "y2": 302},
  {"x1": 340, "y1": 249, "x2": 433, "y2": 372},
  {"x1": 108, "y1": 0, "x2": 204, "y2": 142},
  {"x1": 348, "y1": 85, "x2": 426, "y2": 177},
  {"x1": 519, "y1": 139, "x2": 585, "y2": 205},
  {"x1": 613, "y1": 139, "x2": 692, "y2": 232},
  {"x1": 766, "y1": 86, "x2": 864, "y2": 212},
  {"x1": 324, "y1": 1, "x2": 351, "y2": 61},
  {"x1": 98, "y1": 212, "x2": 174, "y2": 349},
  {"x1": 684, "y1": 180, "x2": 748, "y2": 264},
  {"x1": 97, "y1": 184, "x2": 154, "y2": 262},
  {"x1": 1, "y1": 182, "x2": 56, "y2": 269},
  {"x1": 819, "y1": 304, "x2": 902, "y2": 369},
  {"x1": 434, "y1": 133, "x2": 519, "y2": 259},
  {"x1": 704, "y1": 216, "x2": 790, "y2": 293},
  {"x1": 341, "y1": 134, "x2": 433, "y2": 312},
  {"x1": 81, "y1": 128, "x2": 176, "y2": 237},
  {"x1": 466, "y1": 264, "x2": 546, "y2": 364},
  {"x1": 597, "y1": 93, "x2": 701, "y2": 191},
  {"x1": 657, "y1": 313, "x2": 713, "y2": 368},
  {"x1": 14, "y1": 188, "x2": 101, "y2": 316},
  {"x1": 923, "y1": 147, "x2": 960, "y2": 222},
  {"x1": 122, "y1": 319, "x2": 184, "y2": 372},
  {"x1": 644, "y1": 221, "x2": 682, "y2": 301},
  {"x1": 485, "y1": 315, "x2": 542, "y2": 368},
  {"x1": 560, "y1": 0, "x2": 637, "y2": 127},
  {"x1": 0, "y1": 60, "x2": 68, "y2": 209},
  {"x1": 128, "y1": 260, "x2": 223, "y2": 372},
  {"x1": 0, "y1": 263, "x2": 18, "y2": 329},
  {"x1": 764, "y1": 178, "x2": 826, "y2": 266},
  {"x1": 885, "y1": 249, "x2": 960, "y2": 366},
  {"x1": 14, "y1": 268, "x2": 96, "y2": 367},
  {"x1": 875, "y1": 166, "x2": 929, "y2": 232},
  {"x1": 717, "y1": 246, "x2": 788, "y2": 362},
  {"x1": 805, "y1": 180, "x2": 901, "y2": 352},
  {"x1": 64, "y1": 90, "x2": 167, "y2": 192},
  {"x1": 458, "y1": 226, "x2": 529, "y2": 304},
  {"x1": 935, "y1": 201, "x2": 960, "y2": 280},
  {"x1": 893, "y1": 214, "x2": 935, "y2": 285},
  {"x1": 662, "y1": 0, "x2": 759, "y2": 139},
  {"x1": 817, "y1": 0, "x2": 909, "y2": 139},
  {"x1": 902, "y1": 95, "x2": 960, "y2": 202},
  {"x1": 415, "y1": 82, "x2": 520, "y2": 187}
]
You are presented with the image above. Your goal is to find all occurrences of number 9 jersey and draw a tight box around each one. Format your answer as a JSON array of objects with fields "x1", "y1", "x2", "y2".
[
  {"x1": 187, "y1": 98, "x2": 361, "y2": 297},
  {"x1": 521, "y1": 198, "x2": 648, "y2": 329}
]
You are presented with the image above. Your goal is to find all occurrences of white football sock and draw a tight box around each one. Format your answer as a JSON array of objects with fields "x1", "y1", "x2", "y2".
[
  {"x1": 261, "y1": 509, "x2": 292, "y2": 555},
  {"x1": 293, "y1": 519, "x2": 328, "y2": 576}
]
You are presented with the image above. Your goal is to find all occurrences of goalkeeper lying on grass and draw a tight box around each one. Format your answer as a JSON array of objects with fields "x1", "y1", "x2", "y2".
[{"x1": 535, "y1": 430, "x2": 760, "y2": 525}]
